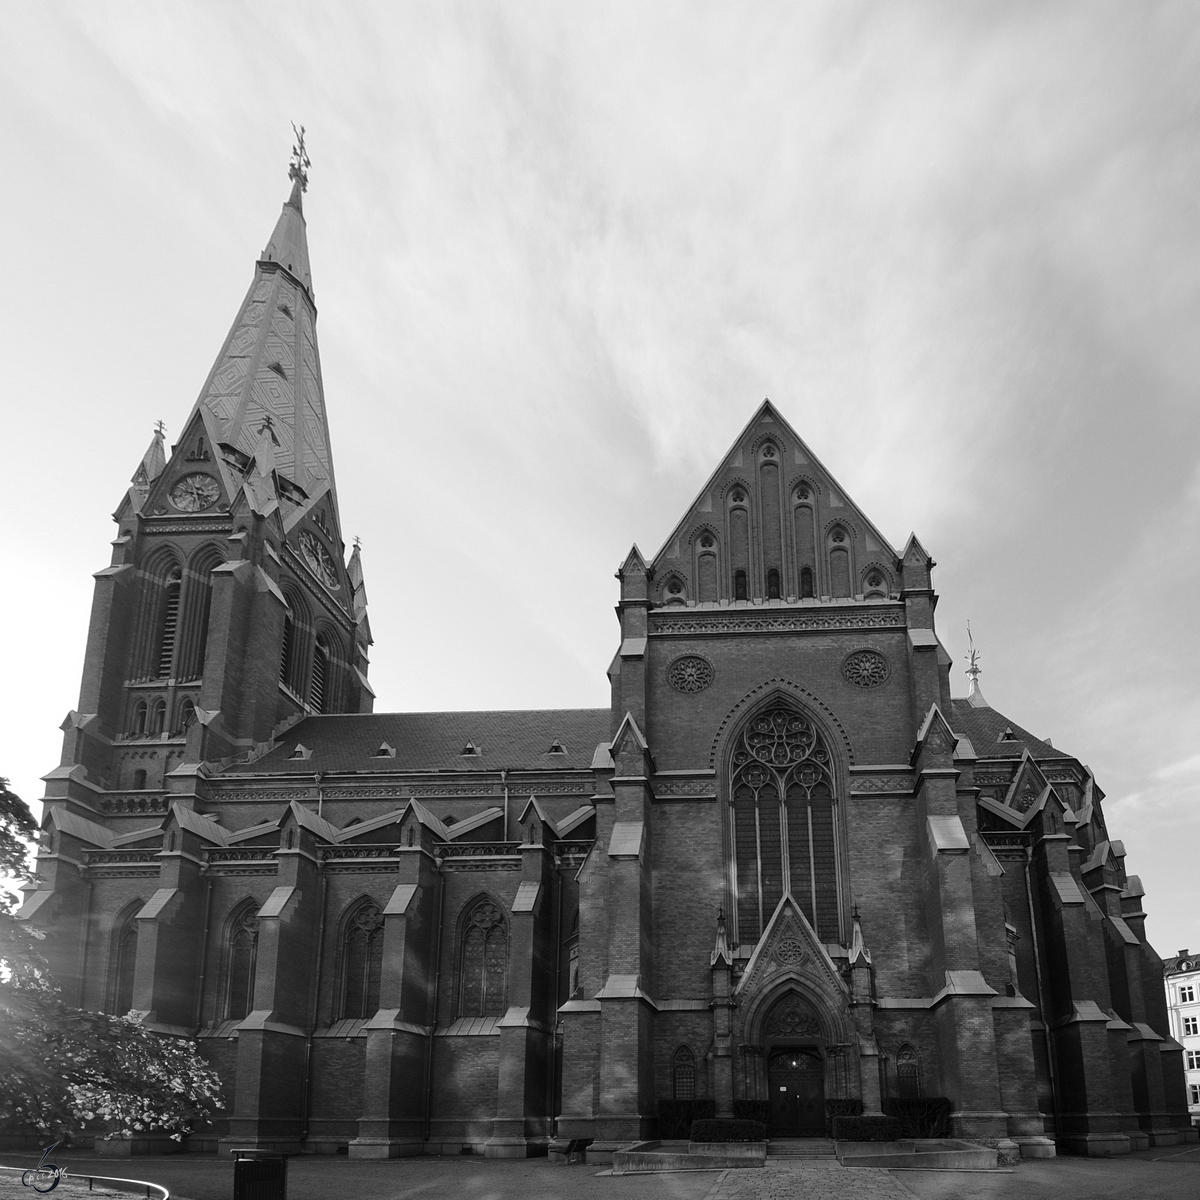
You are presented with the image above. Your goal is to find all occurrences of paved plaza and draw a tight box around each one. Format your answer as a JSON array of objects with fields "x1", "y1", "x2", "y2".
[{"x1": 3, "y1": 1146, "x2": 1199, "y2": 1200}]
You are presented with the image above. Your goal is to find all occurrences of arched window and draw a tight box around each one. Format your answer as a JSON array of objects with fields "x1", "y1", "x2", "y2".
[
  {"x1": 458, "y1": 897, "x2": 508, "y2": 1018},
  {"x1": 896, "y1": 1044, "x2": 922, "y2": 1098},
  {"x1": 176, "y1": 548, "x2": 223, "y2": 681},
  {"x1": 734, "y1": 570, "x2": 748, "y2": 601},
  {"x1": 149, "y1": 699, "x2": 166, "y2": 736},
  {"x1": 673, "y1": 1045, "x2": 697, "y2": 1100},
  {"x1": 800, "y1": 566, "x2": 815, "y2": 599},
  {"x1": 766, "y1": 568, "x2": 781, "y2": 600},
  {"x1": 156, "y1": 567, "x2": 183, "y2": 678},
  {"x1": 132, "y1": 769, "x2": 147, "y2": 790},
  {"x1": 341, "y1": 901, "x2": 384, "y2": 1019},
  {"x1": 828, "y1": 528, "x2": 851, "y2": 599},
  {"x1": 177, "y1": 697, "x2": 196, "y2": 734},
  {"x1": 225, "y1": 904, "x2": 260, "y2": 1021},
  {"x1": 108, "y1": 903, "x2": 140, "y2": 1015},
  {"x1": 730, "y1": 703, "x2": 839, "y2": 943},
  {"x1": 132, "y1": 700, "x2": 148, "y2": 738},
  {"x1": 310, "y1": 635, "x2": 330, "y2": 713}
]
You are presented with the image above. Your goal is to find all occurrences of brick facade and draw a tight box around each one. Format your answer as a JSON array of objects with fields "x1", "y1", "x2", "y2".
[{"x1": 17, "y1": 171, "x2": 1197, "y2": 1160}]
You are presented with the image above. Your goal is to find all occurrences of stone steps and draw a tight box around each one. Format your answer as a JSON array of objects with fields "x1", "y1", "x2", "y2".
[{"x1": 767, "y1": 1138, "x2": 837, "y2": 1158}]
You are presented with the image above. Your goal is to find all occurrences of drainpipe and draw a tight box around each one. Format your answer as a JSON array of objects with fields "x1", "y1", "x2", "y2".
[
  {"x1": 315, "y1": 772, "x2": 325, "y2": 819},
  {"x1": 500, "y1": 769, "x2": 509, "y2": 841},
  {"x1": 424, "y1": 865, "x2": 446, "y2": 1146},
  {"x1": 76, "y1": 877, "x2": 93, "y2": 1008},
  {"x1": 300, "y1": 866, "x2": 328, "y2": 1144},
  {"x1": 193, "y1": 874, "x2": 214, "y2": 1032},
  {"x1": 552, "y1": 866, "x2": 563, "y2": 1132},
  {"x1": 1024, "y1": 852, "x2": 1059, "y2": 1138}
]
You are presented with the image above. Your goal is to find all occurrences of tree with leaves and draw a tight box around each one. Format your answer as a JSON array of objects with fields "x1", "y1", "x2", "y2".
[{"x1": 0, "y1": 777, "x2": 224, "y2": 1142}]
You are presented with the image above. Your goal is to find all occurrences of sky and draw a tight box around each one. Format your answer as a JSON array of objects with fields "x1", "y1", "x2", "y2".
[{"x1": 0, "y1": 2, "x2": 1197, "y2": 955}]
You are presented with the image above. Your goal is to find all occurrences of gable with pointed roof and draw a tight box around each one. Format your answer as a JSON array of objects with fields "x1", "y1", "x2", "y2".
[{"x1": 649, "y1": 400, "x2": 900, "y2": 606}]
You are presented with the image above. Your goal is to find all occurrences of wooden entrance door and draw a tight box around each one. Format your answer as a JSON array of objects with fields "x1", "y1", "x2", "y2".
[{"x1": 767, "y1": 1050, "x2": 825, "y2": 1136}]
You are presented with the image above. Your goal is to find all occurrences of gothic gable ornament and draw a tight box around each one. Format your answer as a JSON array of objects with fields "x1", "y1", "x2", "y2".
[{"x1": 735, "y1": 893, "x2": 848, "y2": 1010}]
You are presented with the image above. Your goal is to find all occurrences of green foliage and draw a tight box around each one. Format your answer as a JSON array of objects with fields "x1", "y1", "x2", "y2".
[
  {"x1": 689, "y1": 1118, "x2": 766, "y2": 1143},
  {"x1": 824, "y1": 1096, "x2": 863, "y2": 1136},
  {"x1": 732, "y1": 1099, "x2": 770, "y2": 1125},
  {"x1": 881, "y1": 1097, "x2": 953, "y2": 1137},
  {"x1": 0, "y1": 775, "x2": 223, "y2": 1143},
  {"x1": 831, "y1": 1114, "x2": 902, "y2": 1141},
  {"x1": 657, "y1": 1097, "x2": 715, "y2": 1138},
  {"x1": 0, "y1": 777, "x2": 38, "y2": 899}
]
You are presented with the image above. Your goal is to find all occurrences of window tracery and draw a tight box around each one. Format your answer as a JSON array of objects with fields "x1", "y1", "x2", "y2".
[
  {"x1": 458, "y1": 897, "x2": 508, "y2": 1018},
  {"x1": 731, "y1": 705, "x2": 839, "y2": 943},
  {"x1": 341, "y1": 901, "x2": 384, "y2": 1019},
  {"x1": 672, "y1": 1045, "x2": 697, "y2": 1099},
  {"x1": 225, "y1": 904, "x2": 259, "y2": 1021}
]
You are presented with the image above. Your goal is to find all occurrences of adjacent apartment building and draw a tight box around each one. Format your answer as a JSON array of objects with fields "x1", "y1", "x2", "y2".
[{"x1": 1165, "y1": 951, "x2": 1200, "y2": 1127}]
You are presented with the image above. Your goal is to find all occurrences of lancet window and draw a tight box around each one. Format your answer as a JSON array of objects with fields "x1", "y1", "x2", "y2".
[
  {"x1": 458, "y1": 897, "x2": 508, "y2": 1018},
  {"x1": 108, "y1": 903, "x2": 140, "y2": 1015},
  {"x1": 672, "y1": 1045, "x2": 697, "y2": 1099},
  {"x1": 730, "y1": 704, "x2": 839, "y2": 944},
  {"x1": 224, "y1": 904, "x2": 259, "y2": 1021},
  {"x1": 340, "y1": 901, "x2": 384, "y2": 1019},
  {"x1": 896, "y1": 1044, "x2": 922, "y2": 1098}
]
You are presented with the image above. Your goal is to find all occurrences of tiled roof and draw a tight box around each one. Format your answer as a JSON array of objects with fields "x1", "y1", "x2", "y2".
[
  {"x1": 223, "y1": 708, "x2": 611, "y2": 776},
  {"x1": 950, "y1": 699, "x2": 1062, "y2": 762}
]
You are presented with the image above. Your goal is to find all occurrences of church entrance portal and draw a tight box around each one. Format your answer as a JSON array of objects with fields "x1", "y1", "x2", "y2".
[{"x1": 767, "y1": 1050, "x2": 824, "y2": 1136}]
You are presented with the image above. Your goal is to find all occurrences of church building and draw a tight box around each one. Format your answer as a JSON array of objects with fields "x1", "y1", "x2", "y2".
[{"x1": 18, "y1": 151, "x2": 1196, "y2": 1160}]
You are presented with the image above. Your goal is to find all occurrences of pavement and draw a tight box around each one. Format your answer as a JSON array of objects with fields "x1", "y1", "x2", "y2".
[{"x1": 0, "y1": 1144, "x2": 1197, "y2": 1200}]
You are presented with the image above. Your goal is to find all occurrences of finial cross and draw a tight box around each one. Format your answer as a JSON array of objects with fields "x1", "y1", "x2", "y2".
[
  {"x1": 289, "y1": 122, "x2": 311, "y2": 192},
  {"x1": 154, "y1": 419, "x2": 167, "y2": 436}
]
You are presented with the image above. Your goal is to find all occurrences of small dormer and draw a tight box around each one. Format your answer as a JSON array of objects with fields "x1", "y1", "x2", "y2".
[
  {"x1": 374, "y1": 742, "x2": 396, "y2": 758},
  {"x1": 459, "y1": 741, "x2": 481, "y2": 758}
]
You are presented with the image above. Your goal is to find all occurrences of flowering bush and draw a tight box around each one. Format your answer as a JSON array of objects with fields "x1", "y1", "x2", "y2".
[{"x1": 0, "y1": 779, "x2": 223, "y2": 1142}]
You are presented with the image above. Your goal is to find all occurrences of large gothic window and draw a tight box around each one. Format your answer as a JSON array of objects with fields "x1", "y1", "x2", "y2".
[
  {"x1": 156, "y1": 566, "x2": 183, "y2": 678},
  {"x1": 340, "y1": 901, "x2": 384, "y2": 1019},
  {"x1": 730, "y1": 705, "x2": 839, "y2": 943},
  {"x1": 224, "y1": 904, "x2": 259, "y2": 1021},
  {"x1": 108, "y1": 903, "x2": 140, "y2": 1015},
  {"x1": 458, "y1": 897, "x2": 508, "y2": 1018}
]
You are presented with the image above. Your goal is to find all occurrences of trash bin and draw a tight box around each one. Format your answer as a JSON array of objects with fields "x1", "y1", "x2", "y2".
[{"x1": 231, "y1": 1148, "x2": 287, "y2": 1200}]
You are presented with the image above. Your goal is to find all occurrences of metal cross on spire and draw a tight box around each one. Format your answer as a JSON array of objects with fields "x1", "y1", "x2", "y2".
[
  {"x1": 154, "y1": 419, "x2": 167, "y2": 436},
  {"x1": 965, "y1": 621, "x2": 988, "y2": 708},
  {"x1": 289, "y1": 122, "x2": 311, "y2": 192}
]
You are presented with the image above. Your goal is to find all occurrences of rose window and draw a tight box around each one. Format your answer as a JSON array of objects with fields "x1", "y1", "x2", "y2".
[
  {"x1": 668, "y1": 655, "x2": 714, "y2": 694},
  {"x1": 842, "y1": 650, "x2": 890, "y2": 689}
]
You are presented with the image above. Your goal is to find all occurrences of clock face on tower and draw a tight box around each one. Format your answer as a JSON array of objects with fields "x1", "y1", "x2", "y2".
[
  {"x1": 169, "y1": 473, "x2": 221, "y2": 512},
  {"x1": 299, "y1": 530, "x2": 340, "y2": 589}
]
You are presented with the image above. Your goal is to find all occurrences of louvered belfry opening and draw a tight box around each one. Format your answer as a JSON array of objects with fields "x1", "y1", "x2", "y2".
[
  {"x1": 731, "y1": 704, "x2": 839, "y2": 944},
  {"x1": 156, "y1": 567, "x2": 182, "y2": 678},
  {"x1": 310, "y1": 636, "x2": 329, "y2": 713}
]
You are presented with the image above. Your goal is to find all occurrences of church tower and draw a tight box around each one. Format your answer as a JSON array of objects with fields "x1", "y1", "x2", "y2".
[{"x1": 54, "y1": 134, "x2": 371, "y2": 813}]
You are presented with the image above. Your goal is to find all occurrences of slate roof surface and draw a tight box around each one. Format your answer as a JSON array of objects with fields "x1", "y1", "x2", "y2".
[
  {"x1": 223, "y1": 708, "x2": 611, "y2": 775},
  {"x1": 950, "y1": 699, "x2": 1061, "y2": 762}
]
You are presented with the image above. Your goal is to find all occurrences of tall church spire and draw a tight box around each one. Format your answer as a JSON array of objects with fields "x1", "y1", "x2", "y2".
[{"x1": 184, "y1": 128, "x2": 336, "y2": 533}]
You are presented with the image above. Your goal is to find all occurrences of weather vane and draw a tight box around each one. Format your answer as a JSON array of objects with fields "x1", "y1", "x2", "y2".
[
  {"x1": 965, "y1": 621, "x2": 981, "y2": 683},
  {"x1": 289, "y1": 122, "x2": 310, "y2": 192}
]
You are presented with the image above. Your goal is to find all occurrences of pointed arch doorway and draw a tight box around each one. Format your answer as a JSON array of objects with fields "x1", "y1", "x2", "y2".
[
  {"x1": 767, "y1": 1049, "x2": 825, "y2": 1136},
  {"x1": 761, "y1": 992, "x2": 826, "y2": 1136}
]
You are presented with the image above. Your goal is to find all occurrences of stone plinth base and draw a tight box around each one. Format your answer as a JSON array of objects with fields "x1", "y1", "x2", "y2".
[
  {"x1": 1013, "y1": 1135, "x2": 1057, "y2": 1158},
  {"x1": 1058, "y1": 1132, "x2": 1131, "y2": 1156},
  {"x1": 484, "y1": 1136, "x2": 547, "y2": 1159},
  {"x1": 348, "y1": 1137, "x2": 424, "y2": 1159},
  {"x1": 94, "y1": 1135, "x2": 184, "y2": 1157}
]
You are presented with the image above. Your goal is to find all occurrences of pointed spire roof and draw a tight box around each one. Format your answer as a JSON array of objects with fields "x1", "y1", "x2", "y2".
[
  {"x1": 184, "y1": 135, "x2": 338, "y2": 533},
  {"x1": 129, "y1": 422, "x2": 167, "y2": 508},
  {"x1": 347, "y1": 538, "x2": 368, "y2": 622}
]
